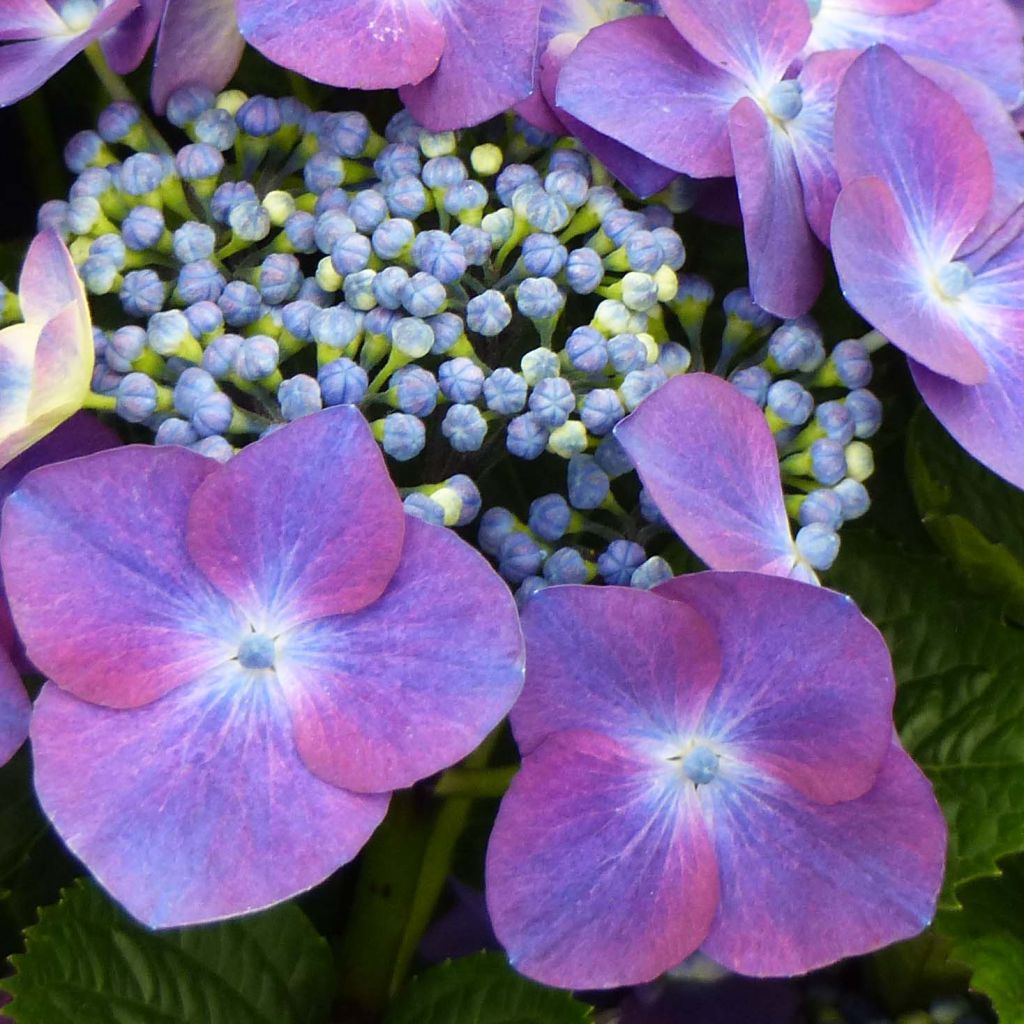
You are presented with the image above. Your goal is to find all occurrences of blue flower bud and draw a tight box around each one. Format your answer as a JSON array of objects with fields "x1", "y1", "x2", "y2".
[
  {"x1": 211, "y1": 181, "x2": 258, "y2": 224},
  {"x1": 374, "y1": 142, "x2": 421, "y2": 182},
  {"x1": 765, "y1": 79, "x2": 804, "y2": 121},
  {"x1": 191, "y1": 389, "x2": 234, "y2": 438},
  {"x1": 651, "y1": 227, "x2": 686, "y2": 270},
  {"x1": 200, "y1": 332, "x2": 241, "y2": 378},
  {"x1": 120, "y1": 153, "x2": 166, "y2": 196},
  {"x1": 422, "y1": 155, "x2": 467, "y2": 189},
  {"x1": 385, "y1": 109, "x2": 422, "y2": 145},
  {"x1": 516, "y1": 277, "x2": 565, "y2": 319},
  {"x1": 598, "y1": 540, "x2": 646, "y2": 584},
  {"x1": 631, "y1": 555, "x2": 673, "y2": 590},
  {"x1": 321, "y1": 111, "x2": 372, "y2": 157},
  {"x1": 499, "y1": 532, "x2": 545, "y2": 584},
  {"x1": 184, "y1": 300, "x2": 224, "y2": 337},
  {"x1": 443, "y1": 474, "x2": 483, "y2": 526},
  {"x1": 64, "y1": 130, "x2": 105, "y2": 173},
  {"x1": 319, "y1": 357, "x2": 368, "y2": 406},
  {"x1": 255, "y1": 253, "x2": 302, "y2": 305},
  {"x1": 401, "y1": 272, "x2": 447, "y2": 317},
  {"x1": 380, "y1": 412, "x2": 426, "y2": 461},
  {"x1": 496, "y1": 164, "x2": 540, "y2": 206},
  {"x1": 278, "y1": 374, "x2": 323, "y2": 420},
  {"x1": 348, "y1": 189, "x2": 389, "y2": 232},
  {"x1": 608, "y1": 333, "x2": 648, "y2": 374},
  {"x1": 544, "y1": 169, "x2": 589, "y2": 208},
  {"x1": 845, "y1": 440, "x2": 875, "y2": 481},
  {"x1": 342, "y1": 268, "x2": 378, "y2": 311},
  {"x1": 482, "y1": 208, "x2": 515, "y2": 246},
  {"x1": 106, "y1": 325, "x2": 146, "y2": 372},
  {"x1": 528, "y1": 494, "x2": 573, "y2": 542},
  {"x1": 175, "y1": 143, "x2": 224, "y2": 182},
  {"x1": 420, "y1": 312, "x2": 459, "y2": 355},
  {"x1": 565, "y1": 326, "x2": 607, "y2": 374},
  {"x1": 796, "y1": 522, "x2": 840, "y2": 571},
  {"x1": 304, "y1": 152, "x2": 345, "y2": 193},
  {"x1": 228, "y1": 199, "x2": 271, "y2": 242},
  {"x1": 833, "y1": 477, "x2": 870, "y2": 520},
  {"x1": 521, "y1": 233, "x2": 568, "y2": 278},
  {"x1": 384, "y1": 175, "x2": 429, "y2": 218},
  {"x1": 620, "y1": 366, "x2": 667, "y2": 410},
  {"x1": 412, "y1": 230, "x2": 467, "y2": 285},
  {"x1": 313, "y1": 189, "x2": 349, "y2": 218},
  {"x1": 594, "y1": 435, "x2": 633, "y2": 477},
  {"x1": 275, "y1": 210, "x2": 314, "y2": 253},
  {"x1": 514, "y1": 184, "x2": 570, "y2": 233},
  {"x1": 233, "y1": 335, "x2": 279, "y2": 381},
  {"x1": 217, "y1": 280, "x2": 262, "y2": 327},
  {"x1": 277, "y1": 96, "x2": 309, "y2": 129},
  {"x1": 658, "y1": 342, "x2": 691, "y2": 377},
  {"x1": 506, "y1": 412, "x2": 549, "y2": 460},
  {"x1": 177, "y1": 259, "x2": 226, "y2": 303},
  {"x1": 364, "y1": 307, "x2": 398, "y2": 339},
  {"x1": 484, "y1": 367, "x2": 528, "y2": 414},
  {"x1": 71, "y1": 167, "x2": 112, "y2": 200},
  {"x1": 438, "y1": 358, "x2": 484, "y2": 403},
  {"x1": 143, "y1": 310, "x2": 189, "y2": 357},
  {"x1": 568, "y1": 453, "x2": 610, "y2": 510},
  {"x1": 602, "y1": 208, "x2": 646, "y2": 247},
  {"x1": 768, "y1": 316, "x2": 825, "y2": 372},
  {"x1": 236, "y1": 95, "x2": 282, "y2": 137},
  {"x1": 808, "y1": 437, "x2": 847, "y2": 485},
  {"x1": 723, "y1": 287, "x2": 774, "y2": 331},
  {"x1": 390, "y1": 366, "x2": 439, "y2": 416},
  {"x1": 479, "y1": 507, "x2": 518, "y2": 555},
  {"x1": 330, "y1": 232, "x2": 373, "y2": 275},
  {"x1": 815, "y1": 400, "x2": 855, "y2": 444},
  {"x1": 580, "y1": 388, "x2": 625, "y2": 435},
  {"x1": 192, "y1": 435, "x2": 234, "y2": 462},
  {"x1": 92, "y1": 364, "x2": 123, "y2": 395},
  {"x1": 516, "y1": 576, "x2": 549, "y2": 607},
  {"x1": 116, "y1": 372, "x2": 159, "y2": 423},
  {"x1": 846, "y1": 388, "x2": 882, "y2": 438},
  {"x1": 465, "y1": 289, "x2": 512, "y2": 337},
  {"x1": 167, "y1": 85, "x2": 215, "y2": 127},
  {"x1": 391, "y1": 316, "x2": 435, "y2": 357},
  {"x1": 543, "y1": 547, "x2": 590, "y2": 584},
  {"x1": 120, "y1": 269, "x2": 166, "y2": 317},
  {"x1": 620, "y1": 230, "x2": 664, "y2": 273},
  {"x1": 173, "y1": 366, "x2": 218, "y2": 416},
  {"x1": 798, "y1": 488, "x2": 845, "y2": 530},
  {"x1": 451, "y1": 224, "x2": 492, "y2": 266},
  {"x1": 365, "y1": 265, "x2": 408, "y2": 311},
  {"x1": 172, "y1": 221, "x2": 216, "y2": 263},
  {"x1": 442, "y1": 403, "x2": 488, "y2": 451},
  {"x1": 729, "y1": 365, "x2": 772, "y2": 406},
  {"x1": 767, "y1": 379, "x2": 813, "y2": 426},
  {"x1": 443, "y1": 179, "x2": 488, "y2": 216},
  {"x1": 155, "y1": 417, "x2": 199, "y2": 447},
  {"x1": 313, "y1": 210, "x2": 355, "y2": 255},
  {"x1": 586, "y1": 185, "x2": 622, "y2": 220},
  {"x1": 80, "y1": 256, "x2": 120, "y2": 295},
  {"x1": 547, "y1": 420, "x2": 588, "y2": 458},
  {"x1": 565, "y1": 247, "x2": 605, "y2": 294},
  {"x1": 521, "y1": 348, "x2": 560, "y2": 385},
  {"x1": 621, "y1": 272, "x2": 660, "y2": 312},
  {"x1": 372, "y1": 218, "x2": 415, "y2": 259},
  {"x1": 194, "y1": 107, "x2": 238, "y2": 150},
  {"x1": 529, "y1": 376, "x2": 575, "y2": 429},
  {"x1": 404, "y1": 493, "x2": 446, "y2": 526},
  {"x1": 307, "y1": 305, "x2": 357, "y2": 348},
  {"x1": 830, "y1": 339, "x2": 873, "y2": 388},
  {"x1": 37, "y1": 199, "x2": 69, "y2": 235},
  {"x1": 66, "y1": 195, "x2": 103, "y2": 234},
  {"x1": 298, "y1": 277, "x2": 331, "y2": 306},
  {"x1": 549, "y1": 149, "x2": 591, "y2": 177}
]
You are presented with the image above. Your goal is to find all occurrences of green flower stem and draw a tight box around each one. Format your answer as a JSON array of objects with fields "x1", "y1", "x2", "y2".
[
  {"x1": 432, "y1": 765, "x2": 517, "y2": 799},
  {"x1": 81, "y1": 392, "x2": 118, "y2": 412}
]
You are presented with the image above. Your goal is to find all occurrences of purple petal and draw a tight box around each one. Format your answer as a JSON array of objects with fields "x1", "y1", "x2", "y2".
[
  {"x1": 276, "y1": 516, "x2": 523, "y2": 793},
  {"x1": 614, "y1": 374, "x2": 802, "y2": 578},
  {"x1": 18, "y1": 229, "x2": 86, "y2": 327},
  {"x1": 152, "y1": 0, "x2": 243, "y2": 114},
  {"x1": 0, "y1": 649, "x2": 28, "y2": 767},
  {"x1": 835, "y1": 46, "x2": 993, "y2": 262},
  {"x1": 486, "y1": 729, "x2": 720, "y2": 989},
  {"x1": 656, "y1": 572, "x2": 896, "y2": 804},
  {"x1": 513, "y1": 585, "x2": 720, "y2": 755},
  {"x1": 556, "y1": 16, "x2": 744, "y2": 179},
  {"x1": 400, "y1": 0, "x2": 542, "y2": 129},
  {"x1": 32, "y1": 676, "x2": 388, "y2": 928},
  {"x1": 808, "y1": 0, "x2": 1024, "y2": 109},
  {"x1": 186, "y1": 407, "x2": 403, "y2": 632},
  {"x1": 0, "y1": 0, "x2": 67, "y2": 42},
  {"x1": 237, "y1": 0, "x2": 443, "y2": 92},
  {"x1": 701, "y1": 740, "x2": 946, "y2": 975},
  {"x1": 831, "y1": 176, "x2": 989, "y2": 384},
  {"x1": 0, "y1": 446, "x2": 244, "y2": 708},
  {"x1": 660, "y1": 0, "x2": 810, "y2": 89},
  {"x1": 101, "y1": 0, "x2": 164, "y2": 74},
  {"x1": 729, "y1": 97, "x2": 823, "y2": 317},
  {"x1": 842, "y1": 0, "x2": 936, "y2": 11}
]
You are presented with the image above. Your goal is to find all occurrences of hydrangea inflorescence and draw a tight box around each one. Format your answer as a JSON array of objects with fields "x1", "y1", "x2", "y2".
[{"x1": 44, "y1": 88, "x2": 883, "y2": 597}]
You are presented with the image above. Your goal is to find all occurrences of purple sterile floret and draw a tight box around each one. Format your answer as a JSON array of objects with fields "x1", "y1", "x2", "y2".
[
  {"x1": 485, "y1": 575, "x2": 946, "y2": 988},
  {"x1": 0, "y1": 406, "x2": 524, "y2": 927}
]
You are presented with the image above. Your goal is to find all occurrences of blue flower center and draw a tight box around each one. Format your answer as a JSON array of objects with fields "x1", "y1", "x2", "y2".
[
  {"x1": 806, "y1": 0, "x2": 823, "y2": 17},
  {"x1": 682, "y1": 745, "x2": 719, "y2": 786},
  {"x1": 764, "y1": 81, "x2": 804, "y2": 123},
  {"x1": 935, "y1": 260, "x2": 974, "y2": 300},
  {"x1": 60, "y1": 0, "x2": 99, "y2": 31},
  {"x1": 237, "y1": 632, "x2": 276, "y2": 670}
]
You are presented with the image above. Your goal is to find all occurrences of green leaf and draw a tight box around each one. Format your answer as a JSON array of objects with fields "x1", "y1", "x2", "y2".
[
  {"x1": 829, "y1": 532, "x2": 1024, "y2": 907},
  {"x1": 1, "y1": 881, "x2": 335, "y2": 1024},
  {"x1": 938, "y1": 855, "x2": 1024, "y2": 1024},
  {"x1": 384, "y1": 953, "x2": 593, "y2": 1024}
]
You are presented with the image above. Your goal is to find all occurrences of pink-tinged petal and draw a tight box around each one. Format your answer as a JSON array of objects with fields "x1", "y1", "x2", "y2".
[
  {"x1": 275, "y1": 517, "x2": 523, "y2": 793},
  {"x1": 840, "y1": 0, "x2": 936, "y2": 12},
  {"x1": 101, "y1": 0, "x2": 164, "y2": 74},
  {"x1": 186, "y1": 407, "x2": 404, "y2": 632},
  {"x1": 32, "y1": 676, "x2": 388, "y2": 928},
  {"x1": 26, "y1": 301, "x2": 93, "y2": 417},
  {"x1": 614, "y1": 374, "x2": 802, "y2": 577},
  {"x1": 788, "y1": 49, "x2": 858, "y2": 244},
  {"x1": 152, "y1": 0, "x2": 243, "y2": 114},
  {"x1": 660, "y1": 0, "x2": 810, "y2": 89},
  {"x1": 0, "y1": 446, "x2": 245, "y2": 708},
  {"x1": 556, "y1": 16, "x2": 744, "y2": 179},
  {"x1": 729, "y1": 97, "x2": 823, "y2": 317},
  {"x1": 0, "y1": 0, "x2": 67, "y2": 42},
  {"x1": 515, "y1": 86, "x2": 566, "y2": 136},
  {"x1": 400, "y1": 0, "x2": 542, "y2": 129},
  {"x1": 18, "y1": 229, "x2": 86, "y2": 327},
  {"x1": 835, "y1": 47, "x2": 993, "y2": 261},
  {"x1": 831, "y1": 176, "x2": 989, "y2": 384},
  {"x1": 237, "y1": 0, "x2": 444, "y2": 93},
  {"x1": 809, "y1": 0, "x2": 1023, "y2": 110},
  {"x1": 486, "y1": 729, "x2": 719, "y2": 989},
  {"x1": 656, "y1": 572, "x2": 895, "y2": 803},
  {"x1": 0, "y1": 650, "x2": 28, "y2": 767},
  {"x1": 701, "y1": 740, "x2": 946, "y2": 975},
  {"x1": 512, "y1": 585, "x2": 721, "y2": 755}
]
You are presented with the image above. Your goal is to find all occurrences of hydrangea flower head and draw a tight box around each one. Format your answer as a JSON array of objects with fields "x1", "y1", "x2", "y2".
[
  {"x1": 486, "y1": 575, "x2": 946, "y2": 987},
  {"x1": 0, "y1": 230, "x2": 94, "y2": 468},
  {"x1": 0, "y1": 405, "x2": 524, "y2": 926},
  {"x1": 831, "y1": 46, "x2": 1024, "y2": 488}
]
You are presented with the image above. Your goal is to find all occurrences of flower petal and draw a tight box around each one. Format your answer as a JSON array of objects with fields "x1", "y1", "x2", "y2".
[
  {"x1": 152, "y1": 0, "x2": 244, "y2": 114},
  {"x1": 0, "y1": 446, "x2": 244, "y2": 708},
  {"x1": 401, "y1": 0, "x2": 542, "y2": 129},
  {"x1": 101, "y1": 0, "x2": 164, "y2": 74},
  {"x1": 614, "y1": 373, "x2": 802, "y2": 578},
  {"x1": 831, "y1": 176, "x2": 989, "y2": 384},
  {"x1": 0, "y1": 650, "x2": 28, "y2": 767},
  {"x1": 660, "y1": 0, "x2": 810, "y2": 90},
  {"x1": 556, "y1": 16, "x2": 744, "y2": 179},
  {"x1": 656, "y1": 572, "x2": 896, "y2": 803},
  {"x1": 186, "y1": 406, "x2": 404, "y2": 632},
  {"x1": 835, "y1": 46, "x2": 993, "y2": 262},
  {"x1": 18, "y1": 229, "x2": 87, "y2": 329},
  {"x1": 512, "y1": 585, "x2": 721, "y2": 756},
  {"x1": 729, "y1": 97, "x2": 823, "y2": 317},
  {"x1": 236, "y1": 0, "x2": 444, "y2": 93},
  {"x1": 0, "y1": 0, "x2": 68, "y2": 42},
  {"x1": 276, "y1": 516, "x2": 523, "y2": 793},
  {"x1": 486, "y1": 729, "x2": 720, "y2": 989},
  {"x1": 701, "y1": 740, "x2": 946, "y2": 975},
  {"x1": 31, "y1": 675, "x2": 388, "y2": 928}
]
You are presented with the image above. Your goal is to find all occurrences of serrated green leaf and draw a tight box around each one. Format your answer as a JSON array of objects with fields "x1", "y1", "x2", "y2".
[
  {"x1": 829, "y1": 532, "x2": 1024, "y2": 908},
  {"x1": 384, "y1": 953, "x2": 593, "y2": 1024},
  {"x1": 1, "y1": 880, "x2": 335, "y2": 1024},
  {"x1": 938, "y1": 854, "x2": 1024, "y2": 1024}
]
